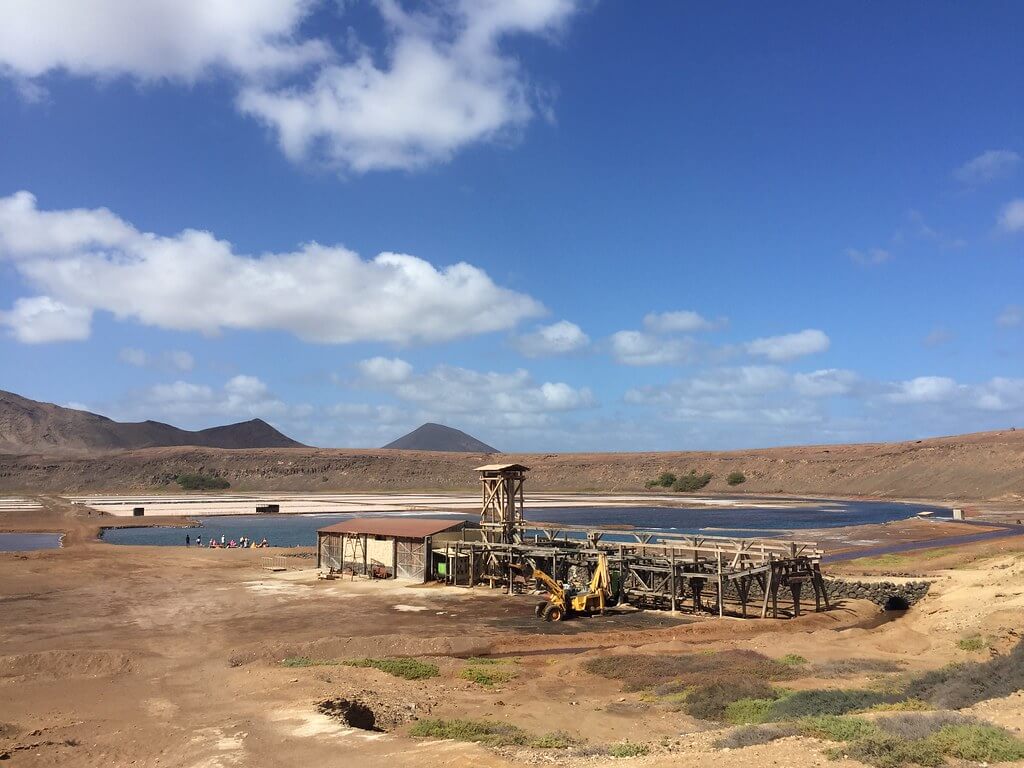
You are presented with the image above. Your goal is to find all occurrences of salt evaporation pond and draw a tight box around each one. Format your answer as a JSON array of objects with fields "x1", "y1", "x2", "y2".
[
  {"x1": 99, "y1": 498, "x2": 946, "y2": 547},
  {"x1": 0, "y1": 532, "x2": 63, "y2": 551}
]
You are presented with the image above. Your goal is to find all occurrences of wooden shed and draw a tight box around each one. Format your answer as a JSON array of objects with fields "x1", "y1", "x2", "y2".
[{"x1": 317, "y1": 517, "x2": 480, "y2": 582}]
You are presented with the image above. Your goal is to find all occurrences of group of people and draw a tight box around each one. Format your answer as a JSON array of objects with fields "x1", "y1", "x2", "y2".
[{"x1": 184, "y1": 533, "x2": 269, "y2": 549}]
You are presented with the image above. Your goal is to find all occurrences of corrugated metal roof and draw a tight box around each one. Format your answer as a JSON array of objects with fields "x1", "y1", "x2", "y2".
[
  {"x1": 317, "y1": 517, "x2": 470, "y2": 538},
  {"x1": 474, "y1": 463, "x2": 530, "y2": 472}
]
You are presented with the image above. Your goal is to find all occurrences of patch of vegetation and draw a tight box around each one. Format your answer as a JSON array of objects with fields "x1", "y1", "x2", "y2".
[
  {"x1": 767, "y1": 688, "x2": 894, "y2": 718},
  {"x1": 778, "y1": 654, "x2": 807, "y2": 666},
  {"x1": 726, "y1": 471, "x2": 747, "y2": 486},
  {"x1": 813, "y1": 658, "x2": 904, "y2": 676},
  {"x1": 463, "y1": 656, "x2": 508, "y2": 665},
  {"x1": 873, "y1": 711, "x2": 976, "y2": 741},
  {"x1": 645, "y1": 472, "x2": 678, "y2": 489},
  {"x1": 956, "y1": 634, "x2": 988, "y2": 652},
  {"x1": 673, "y1": 470, "x2": 713, "y2": 492},
  {"x1": 344, "y1": 658, "x2": 439, "y2": 680},
  {"x1": 713, "y1": 723, "x2": 798, "y2": 749},
  {"x1": 175, "y1": 473, "x2": 230, "y2": 491},
  {"x1": 865, "y1": 698, "x2": 931, "y2": 712},
  {"x1": 798, "y1": 715, "x2": 878, "y2": 742},
  {"x1": 461, "y1": 666, "x2": 516, "y2": 686},
  {"x1": 828, "y1": 733, "x2": 946, "y2": 768},
  {"x1": 409, "y1": 719, "x2": 576, "y2": 749},
  {"x1": 607, "y1": 742, "x2": 650, "y2": 758},
  {"x1": 905, "y1": 637, "x2": 1024, "y2": 708},
  {"x1": 929, "y1": 724, "x2": 1024, "y2": 762},
  {"x1": 725, "y1": 697, "x2": 776, "y2": 725},
  {"x1": 685, "y1": 679, "x2": 778, "y2": 721}
]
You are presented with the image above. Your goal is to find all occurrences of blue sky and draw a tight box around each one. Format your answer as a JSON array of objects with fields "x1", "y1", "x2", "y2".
[{"x1": 1, "y1": 1, "x2": 1022, "y2": 451}]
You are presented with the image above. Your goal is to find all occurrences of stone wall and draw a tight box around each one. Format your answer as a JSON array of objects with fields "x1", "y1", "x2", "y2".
[{"x1": 825, "y1": 578, "x2": 932, "y2": 608}]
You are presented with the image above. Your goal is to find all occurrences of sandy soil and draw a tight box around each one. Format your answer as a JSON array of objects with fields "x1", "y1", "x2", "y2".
[{"x1": 2, "y1": 494, "x2": 1023, "y2": 767}]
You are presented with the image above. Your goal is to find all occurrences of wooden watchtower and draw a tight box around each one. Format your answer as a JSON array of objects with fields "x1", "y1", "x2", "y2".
[{"x1": 475, "y1": 463, "x2": 529, "y2": 544}]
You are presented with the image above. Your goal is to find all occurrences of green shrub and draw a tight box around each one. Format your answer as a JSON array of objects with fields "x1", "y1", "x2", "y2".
[
  {"x1": 673, "y1": 470, "x2": 713, "y2": 492},
  {"x1": 767, "y1": 688, "x2": 892, "y2": 718},
  {"x1": 829, "y1": 733, "x2": 945, "y2": 768},
  {"x1": 778, "y1": 654, "x2": 807, "y2": 666},
  {"x1": 530, "y1": 731, "x2": 578, "y2": 749},
  {"x1": 175, "y1": 473, "x2": 230, "y2": 491},
  {"x1": 725, "y1": 697, "x2": 776, "y2": 724},
  {"x1": 685, "y1": 679, "x2": 778, "y2": 720},
  {"x1": 343, "y1": 658, "x2": 439, "y2": 680},
  {"x1": 409, "y1": 718, "x2": 528, "y2": 747},
  {"x1": 873, "y1": 711, "x2": 976, "y2": 741},
  {"x1": 461, "y1": 666, "x2": 516, "y2": 686},
  {"x1": 607, "y1": 742, "x2": 650, "y2": 758},
  {"x1": 726, "y1": 471, "x2": 746, "y2": 486},
  {"x1": 930, "y1": 724, "x2": 1024, "y2": 762},
  {"x1": 798, "y1": 715, "x2": 878, "y2": 742},
  {"x1": 956, "y1": 634, "x2": 987, "y2": 652}
]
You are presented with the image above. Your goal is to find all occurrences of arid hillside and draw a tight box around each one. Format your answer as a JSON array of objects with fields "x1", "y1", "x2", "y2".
[{"x1": 1, "y1": 429, "x2": 1022, "y2": 501}]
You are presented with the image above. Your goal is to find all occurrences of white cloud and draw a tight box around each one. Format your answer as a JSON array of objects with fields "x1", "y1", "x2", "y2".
[
  {"x1": 119, "y1": 347, "x2": 195, "y2": 371},
  {"x1": 846, "y1": 247, "x2": 891, "y2": 266},
  {"x1": 358, "y1": 359, "x2": 595, "y2": 429},
  {"x1": 357, "y1": 356, "x2": 413, "y2": 383},
  {"x1": 745, "y1": 329, "x2": 830, "y2": 361},
  {"x1": 137, "y1": 374, "x2": 307, "y2": 424},
  {"x1": 0, "y1": 0, "x2": 327, "y2": 82},
  {"x1": 0, "y1": 1, "x2": 579, "y2": 173},
  {"x1": 793, "y1": 369, "x2": 859, "y2": 398},
  {"x1": 954, "y1": 150, "x2": 1022, "y2": 185},
  {"x1": 997, "y1": 305, "x2": 1023, "y2": 328},
  {"x1": 610, "y1": 330, "x2": 695, "y2": 366},
  {"x1": 884, "y1": 376, "x2": 962, "y2": 404},
  {"x1": 238, "y1": 0, "x2": 579, "y2": 172},
  {"x1": 998, "y1": 199, "x2": 1024, "y2": 233},
  {"x1": 514, "y1": 320, "x2": 589, "y2": 357},
  {"x1": 0, "y1": 296, "x2": 92, "y2": 343},
  {"x1": 0, "y1": 191, "x2": 543, "y2": 344},
  {"x1": 643, "y1": 310, "x2": 721, "y2": 334}
]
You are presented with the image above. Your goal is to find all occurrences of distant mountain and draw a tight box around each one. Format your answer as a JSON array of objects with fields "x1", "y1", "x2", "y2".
[
  {"x1": 0, "y1": 389, "x2": 305, "y2": 453},
  {"x1": 383, "y1": 423, "x2": 498, "y2": 453}
]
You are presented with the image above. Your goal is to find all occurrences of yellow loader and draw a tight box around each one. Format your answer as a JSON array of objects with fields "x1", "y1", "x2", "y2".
[{"x1": 527, "y1": 553, "x2": 612, "y2": 622}]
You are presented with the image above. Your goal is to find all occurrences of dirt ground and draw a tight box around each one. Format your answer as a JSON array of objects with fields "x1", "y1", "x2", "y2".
[{"x1": 2, "y1": 498, "x2": 1024, "y2": 767}]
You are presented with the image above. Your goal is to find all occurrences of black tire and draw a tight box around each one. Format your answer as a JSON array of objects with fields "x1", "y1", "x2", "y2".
[
  {"x1": 535, "y1": 601, "x2": 548, "y2": 617},
  {"x1": 543, "y1": 604, "x2": 564, "y2": 622}
]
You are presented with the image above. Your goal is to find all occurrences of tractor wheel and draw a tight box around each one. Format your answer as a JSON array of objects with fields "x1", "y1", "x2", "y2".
[
  {"x1": 535, "y1": 601, "x2": 548, "y2": 617},
  {"x1": 543, "y1": 604, "x2": 564, "y2": 622}
]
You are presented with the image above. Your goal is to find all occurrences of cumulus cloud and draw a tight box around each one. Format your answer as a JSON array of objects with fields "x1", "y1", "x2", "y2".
[
  {"x1": 643, "y1": 310, "x2": 721, "y2": 334},
  {"x1": 239, "y1": 0, "x2": 578, "y2": 172},
  {"x1": 610, "y1": 331, "x2": 696, "y2": 366},
  {"x1": 0, "y1": 0, "x2": 327, "y2": 82},
  {"x1": 0, "y1": 191, "x2": 543, "y2": 344},
  {"x1": 884, "y1": 376, "x2": 962, "y2": 404},
  {"x1": 0, "y1": 296, "x2": 92, "y2": 343},
  {"x1": 792, "y1": 369, "x2": 859, "y2": 398},
  {"x1": 513, "y1": 320, "x2": 589, "y2": 357},
  {"x1": 954, "y1": 149, "x2": 1022, "y2": 185},
  {"x1": 881, "y1": 375, "x2": 1024, "y2": 413},
  {"x1": 356, "y1": 357, "x2": 595, "y2": 428},
  {"x1": 998, "y1": 199, "x2": 1024, "y2": 233},
  {"x1": 846, "y1": 247, "x2": 891, "y2": 266},
  {"x1": 745, "y1": 329, "x2": 830, "y2": 361},
  {"x1": 119, "y1": 347, "x2": 195, "y2": 371},
  {"x1": 0, "y1": 1, "x2": 579, "y2": 173}
]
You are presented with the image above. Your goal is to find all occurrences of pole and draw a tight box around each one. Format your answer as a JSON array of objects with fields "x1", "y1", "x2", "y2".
[{"x1": 670, "y1": 548, "x2": 677, "y2": 613}]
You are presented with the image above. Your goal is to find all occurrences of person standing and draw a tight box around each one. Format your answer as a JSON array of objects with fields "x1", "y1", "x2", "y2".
[
  {"x1": 185, "y1": 534, "x2": 190, "y2": 547},
  {"x1": 196, "y1": 533, "x2": 202, "y2": 547}
]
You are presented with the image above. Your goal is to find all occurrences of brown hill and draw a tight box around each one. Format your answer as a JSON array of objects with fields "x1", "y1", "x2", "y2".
[
  {"x1": 0, "y1": 389, "x2": 304, "y2": 453},
  {"x1": 383, "y1": 423, "x2": 498, "y2": 453},
  {"x1": 1, "y1": 429, "x2": 1022, "y2": 501}
]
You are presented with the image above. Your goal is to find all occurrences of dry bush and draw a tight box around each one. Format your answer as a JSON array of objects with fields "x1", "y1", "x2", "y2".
[
  {"x1": 685, "y1": 678, "x2": 777, "y2": 720},
  {"x1": 905, "y1": 637, "x2": 1024, "y2": 708},
  {"x1": 813, "y1": 658, "x2": 904, "y2": 676},
  {"x1": 584, "y1": 650, "x2": 796, "y2": 692},
  {"x1": 874, "y1": 711, "x2": 977, "y2": 741},
  {"x1": 767, "y1": 689, "x2": 894, "y2": 718},
  {"x1": 714, "y1": 723, "x2": 797, "y2": 749}
]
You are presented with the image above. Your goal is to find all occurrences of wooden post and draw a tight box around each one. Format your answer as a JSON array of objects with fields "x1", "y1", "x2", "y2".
[
  {"x1": 469, "y1": 545, "x2": 475, "y2": 587},
  {"x1": 454, "y1": 542, "x2": 460, "y2": 586},
  {"x1": 716, "y1": 549, "x2": 724, "y2": 617},
  {"x1": 760, "y1": 558, "x2": 773, "y2": 619},
  {"x1": 670, "y1": 548, "x2": 677, "y2": 613},
  {"x1": 362, "y1": 534, "x2": 368, "y2": 577},
  {"x1": 339, "y1": 534, "x2": 345, "y2": 574}
]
